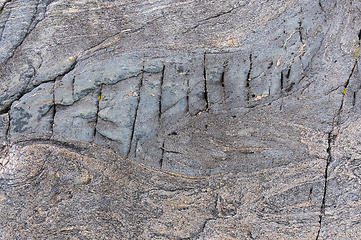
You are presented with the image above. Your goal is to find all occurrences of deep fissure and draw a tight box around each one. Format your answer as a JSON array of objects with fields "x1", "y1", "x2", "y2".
[
  {"x1": 4, "y1": 112, "x2": 10, "y2": 142},
  {"x1": 159, "y1": 64, "x2": 165, "y2": 121},
  {"x1": 159, "y1": 141, "x2": 165, "y2": 169},
  {"x1": 298, "y1": 20, "x2": 304, "y2": 44},
  {"x1": 318, "y1": 0, "x2": 324, "y2": 12},
  {"x1": 246, "y1": 54, "x2": 253, "y2": 102},
  {"x1": 93, "y1": 84, "x2": 103, "y2": 140},
  {"x1": 127, "y1": 71, "x2": 144, "y2": 158},
  {"x1": 51, "y1": 82, "x2": 56, "y2": 139},
  {"x1": 203, "y1": 52, "x2": 209, "y2": 110},
  {"x1": 316, "y1": 61, "x2": 357, "y2": 239},
  {"x1": 186, "y1": 73, "x2": 190, "y2": 114},
  {"x1": 316, "y1": 131, "x2": 334, "y2": 240},
  {"x1": 221, "y1": 61, "x2": 227, "y2": 103}
]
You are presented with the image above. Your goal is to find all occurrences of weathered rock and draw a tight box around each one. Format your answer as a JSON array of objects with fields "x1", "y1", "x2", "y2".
[
  {"x1": 1, "y1": 0, "x2": 361, "y2": 238},
  {"x1": 8, "y1": 82, "x2": 54, "y2": 142},
  {"x1": 0, "y1": 0, "x2": 37, "y2": 64},
  {"x1": 53, "y1": 88, "x2": 99, "y2": 143},
  {"x1": 318, "y1": 118, "x2": 361, "y2": 239},
  {"x1": 128, "y1": 70, "x2": 163, "y2": 167},
  {"x1": 0, "y1": 49, "x2": 42, "y2": 113},
  {"x1": 95, "y1": 75, "x2": 142, "y2": 156},
  {"x1": 0, "y1": 113, "x2": 8, "y2": 146},
  {"x1": 3, "y1": 47, "x2": 343, "y2": 176},
  {"x1": 0, "y1": 142, "x2": 325, "y2": 239}
]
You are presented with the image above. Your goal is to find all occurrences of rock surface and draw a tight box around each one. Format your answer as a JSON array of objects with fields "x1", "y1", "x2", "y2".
[{"x1": 1, "y1": 0, "x2": 361, "y2": 239}]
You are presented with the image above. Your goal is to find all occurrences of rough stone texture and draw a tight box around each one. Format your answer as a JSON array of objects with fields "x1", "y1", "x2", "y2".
[
  {"x1": 0, "y1": 113, "x2": 8, "y2": 152},
  {"x1": 0, "y1": 142, "x2": 325, "y2": 239},
  {"x1": 318, "y1": 118, "x2": 361, "y2": 239},
  {"x1": 1, "y1": 0, "x2": 361, "y2": 239},
  {"x1": 8, "y1": 81, "x2": 54, "y2": 142},
  {"x1": 53, "y1": 88, "x2": 99, "y2": 143}
]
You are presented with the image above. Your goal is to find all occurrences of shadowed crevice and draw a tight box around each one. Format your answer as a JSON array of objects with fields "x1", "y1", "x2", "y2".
[
  {"x1": 316, "y1": 60, "x2": 358, "y2": 240},
  {"x1": 127, "y1": 71, "x2": 143, "y2": 158}
]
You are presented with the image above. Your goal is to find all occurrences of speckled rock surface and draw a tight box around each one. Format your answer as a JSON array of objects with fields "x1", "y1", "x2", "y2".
[{"x1": 1, "y1": 0, "x2": 361, "y2": 239}]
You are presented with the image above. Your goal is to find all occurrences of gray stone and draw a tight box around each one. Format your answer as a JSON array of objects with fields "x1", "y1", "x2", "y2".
[
  {"x1": 71, "y1": 55, "x2": 144, "y2": 102},
  {"x1": 0, "y1": 2, "x2": 11, "y2": 40},
  {"x1": 31, "y1": 56, "x2": 77, "y2": 87},
  {"x1": 54, "y1": 72, "x2": 75, "y2": 106},
  {"x1": 0, "y1": 142, "x2": 325, "y2": 239},
  {"x1": 223, "y1": 51, "x2": 250, "y2": 108},
  {"x1": 318, "y1": 118, "x2": 361, "y2": 239},
  {"x1": 144, "y1": 59, "x2": 165, "y2": 73},
  {"x1": 0, "y1": 49, "x2": 42, "y2": 113},
  {"x1": 0, "y1": 0, "x2": 37, "y2": 64},
  {"x1": 128, "y1": 71, "x2": 163, "y2": 168},
  {"x1": 160, "y1": 106, "x2": 324, "y2": 177},
  {"x1": 102, "y1": 57, "x2": 143, "y2": 85},
  {"x1": 53, "y1": 88, "x2": 99, "y2": 143},
  {"x1": 8, "y1": 82, "x2": 54, "y2": 142},
  {"x1": 205, "y1": 53, "x2": 228, "y2": 112},
  {"x1": 152, "y1": 51, "x2": 208, "y2": 118},
  {"x1": 95, "y1": 75, "x2": 142, "y2": 156},
  {"x1": 73, "y1": 65, "x2": 102, "y2": 102},
  {"x1": 0, "y1": 113, "x2": 8, "y2": 146},
  {"x1": 1, "y1": 0, "x2": 361, "y2": 238},
  {"x1": 0, "y1": 65, "x2": 34, "y2": 113}
]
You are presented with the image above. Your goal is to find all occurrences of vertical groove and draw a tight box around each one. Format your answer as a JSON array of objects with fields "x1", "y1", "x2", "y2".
[
  {"x1": 298, "y1": 20, "x2": 304, "y2": 44},
  {"x1": 187, "y1": 72, "x2": 190, "y2": 114},
  {"x1": 308, "y1": 187, "x2": 313, "y2": 202},
  {"x1": 318, "y1": 0, "x2": 324, "y2": 12},
  {"x1": 93, "y1": 84, "x2": 103, "y2": 141},
  {"x1": 51, "y1": 81, "x2": 56, "y2": 139},
  {"x1": 160, "y1": 141, "x2": 165, "y2": 169},
  {"x1": 280, "y1": 71, "x2": 284, "y2": 90},
  {"x1": 158, "y1": 65, "x2": 165, "y2": 169},
  {"x1": 203, "y1": 52, "x2": 209, "y2": 110},
  {"x1": 134, "y1": 139, "x2": 139, "y2": 158},
  {"x1": 286, "y1": 67, "x2": 291, "y2": 79},
  {"x1": 159, "y1": 64, "x2": 165, "y2": 121},
  {"x1": 316, "y1": 61, "x2": 357, "y2": 240},
  {"x1": 127, "y1": 71, "x2": 143, "y2": 158},
  {"x1": 221, "y1": 71, "x2": 225, "y2": 99},
  {"x1": 4, "y1": 112, "x2": 10, "y2": 142},
  {"x1": 316, "y1": 131, "x2": 333, "y2": 240},
  {"x1": 246, "y1": 54, "x2": 253, "y2": 102},
  {"x1": 71, "y1": 75, "x2": 75, "y2": 103},
  {"x1": 221, "y1": 61, "x2": 228, "y2": 103},
  {"x1": 353, "y1": 92, "x2": 357, "y2": 107}
]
